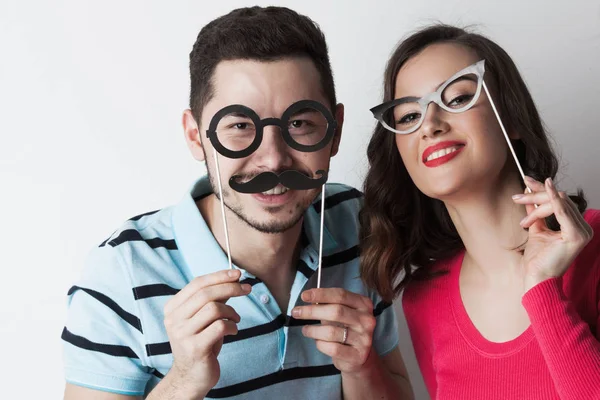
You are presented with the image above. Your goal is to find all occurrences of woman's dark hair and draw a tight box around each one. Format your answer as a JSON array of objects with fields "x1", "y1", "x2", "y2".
[{"x1": 359, "y1": 24, "x2": 586, "y2": 302}]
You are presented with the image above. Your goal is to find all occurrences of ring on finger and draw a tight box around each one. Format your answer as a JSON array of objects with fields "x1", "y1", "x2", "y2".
[{"x1": 341, "y1": 326, "x2": 348, "y2": 345}]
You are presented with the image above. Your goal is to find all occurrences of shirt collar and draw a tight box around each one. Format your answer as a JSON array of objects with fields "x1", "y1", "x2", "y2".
[{"x1": 171, "y1": 176, "x2": 339, "y2": 277}]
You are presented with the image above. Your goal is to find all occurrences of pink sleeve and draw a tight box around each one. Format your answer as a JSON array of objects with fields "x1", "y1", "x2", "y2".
[
  {"x1": 409, "y1": 327, "x2": 438, "y2": 399},
  {"x1": 403, "y1": 294, "x2": 438, "y2": 399},
  {"x1": 522, "y1": 277, "x2": 600, "y2": 400}
]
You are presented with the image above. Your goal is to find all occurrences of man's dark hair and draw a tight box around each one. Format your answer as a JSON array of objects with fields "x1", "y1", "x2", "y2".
[{"x1": 189, "y1": 6, "x2": 336, "y2": 121}]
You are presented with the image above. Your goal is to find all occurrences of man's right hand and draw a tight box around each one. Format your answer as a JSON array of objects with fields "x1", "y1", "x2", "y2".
[{"x1": 155, "y1": 269, "x2": 251, "y2": 399}]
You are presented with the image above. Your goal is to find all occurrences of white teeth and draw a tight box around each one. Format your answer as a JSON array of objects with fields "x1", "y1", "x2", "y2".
[
  {"x1": 261, "y1": 185, "x2": 289, "y2": 195},
  {"x1": 426, "y1": 145, "x2": 462, "y2": 162}
]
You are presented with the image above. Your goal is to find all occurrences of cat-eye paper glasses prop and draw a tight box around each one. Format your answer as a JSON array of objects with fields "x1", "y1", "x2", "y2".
[
  {"x1": 370, "y1": 60, "x2": 533, "y2": 197},
  {"x1": 206, "y1": 100, "x2": 337, "y2": 288}
]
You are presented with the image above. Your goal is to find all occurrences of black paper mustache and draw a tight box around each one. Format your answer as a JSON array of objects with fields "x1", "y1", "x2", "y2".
[{"x1": 229, "y1": 170, "x2": 328, "y2": 194}]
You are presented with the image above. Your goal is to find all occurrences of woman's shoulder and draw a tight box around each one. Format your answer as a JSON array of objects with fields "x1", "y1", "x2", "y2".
[
  {"x1": 578, "y1": 208, "x2": 600, "y2": 262},
  {"x1": 565, "y1": 209, "x2": 600, "y2": 291},
  {"x1": 583, "y1": 208, "x2": 600, "y2": 227},
  {"x1": 402, "y1": 250, "x2": 463, "y2": 307}
]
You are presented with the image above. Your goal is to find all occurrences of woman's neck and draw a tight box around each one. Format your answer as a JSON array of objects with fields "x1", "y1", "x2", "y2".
[{"x1": 444, "y1": 171, "x2": 528, "y2": 278}]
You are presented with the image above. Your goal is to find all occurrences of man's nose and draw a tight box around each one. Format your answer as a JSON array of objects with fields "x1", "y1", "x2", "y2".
[{"x1": 253, "y1": 123, "x2": 294, "y2": 171}]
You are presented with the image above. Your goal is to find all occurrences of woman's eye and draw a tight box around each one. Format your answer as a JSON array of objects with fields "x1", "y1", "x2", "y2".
[
  {"x1": 449, "y1": 94, "x2": 474, "y2": 107},
  {"x1": 398, "y1": 113, "x2": 420, "y2": 125}
]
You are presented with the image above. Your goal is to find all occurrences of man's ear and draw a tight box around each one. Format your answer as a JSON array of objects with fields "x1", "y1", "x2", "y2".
[
  {"x1": 330, "y1": 103, "x2": 344, "y2": 157},
  {"x1": 183, "y1": 109, "x2": 206, "y2": 162}
]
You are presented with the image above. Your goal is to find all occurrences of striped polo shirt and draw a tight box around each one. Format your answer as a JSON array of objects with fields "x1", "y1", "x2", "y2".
[{"x1": 62, "y1": 176, "x2": 399, "y2": 399}]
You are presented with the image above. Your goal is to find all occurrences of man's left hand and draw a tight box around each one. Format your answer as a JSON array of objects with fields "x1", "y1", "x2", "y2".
[{"x1": 292, "y1": 288, "x2": 376, "y2": 376}]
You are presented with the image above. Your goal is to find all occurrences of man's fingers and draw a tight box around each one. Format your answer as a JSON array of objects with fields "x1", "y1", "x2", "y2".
[
  {"x1": 315, "y1": 340, "x2": 361, "y2": 363},
  {"x1": 164, "y1": 269, "x2": 241, "y2": 314},
  {"x1": 302, "y1": 324, "x2": 372, "y2": 349},
  {"x1": 184, "y1": 302, "x2": 241, "y2": 336},
  {"x1": 170, "y1": 282, "x2": 251, "y2": 320},
  {"x1": 292, "y1": 304, "x2": 369, "y2": 329},
  {"x1": 198, "y1": 319, "x2": 239, "y2": 351},
  {"x1": 301, "y1": 288, "x2": 373, "y2": 312}
]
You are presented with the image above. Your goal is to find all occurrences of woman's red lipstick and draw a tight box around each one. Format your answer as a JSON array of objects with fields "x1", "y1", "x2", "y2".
[{"x1": 422, "y1": 141, "x2": 465, "y2": 168}]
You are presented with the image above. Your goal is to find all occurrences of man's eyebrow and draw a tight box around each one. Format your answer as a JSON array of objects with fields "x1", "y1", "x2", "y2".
[
  {"x1": 289, "y1": 108, "x2": 320, "y2": 117},
  {"x1": 221, "y1": 112, "x2": 253, "y2": 118},
  {"x1": 221, "y1": 109, "x2": 322, "y2": 119}
]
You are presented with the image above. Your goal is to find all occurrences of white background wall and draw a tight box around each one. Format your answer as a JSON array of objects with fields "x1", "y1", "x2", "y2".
[{"x1": 1, "y1": 0, "x2": 599, "y2": 398}]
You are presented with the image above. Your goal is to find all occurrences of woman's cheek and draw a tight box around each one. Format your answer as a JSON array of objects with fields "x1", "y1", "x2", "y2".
[{"x1": 395, "y1": 136, "x2": 419, "y2": 168}]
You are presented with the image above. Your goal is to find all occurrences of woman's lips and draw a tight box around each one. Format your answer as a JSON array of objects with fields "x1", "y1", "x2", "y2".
[{"x1": 422, "y1": 141, "x2": 465, "y2": 168}]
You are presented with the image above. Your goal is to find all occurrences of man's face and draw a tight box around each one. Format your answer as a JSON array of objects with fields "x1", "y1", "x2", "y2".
[{"x1": 185, "y1": 57, "x2": 343, "y2": 234}]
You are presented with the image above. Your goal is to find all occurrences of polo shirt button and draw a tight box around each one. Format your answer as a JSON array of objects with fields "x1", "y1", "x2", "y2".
[{"x1": 260, "y1": 294, "x2": 270, "y2": 304}]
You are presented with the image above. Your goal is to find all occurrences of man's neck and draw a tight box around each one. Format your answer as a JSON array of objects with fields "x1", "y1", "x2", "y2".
[{"x1": 198, "y1": 194, "x2": 302, "y2": 311}]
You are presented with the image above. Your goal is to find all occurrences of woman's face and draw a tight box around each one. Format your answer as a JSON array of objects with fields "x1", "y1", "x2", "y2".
[{"x1": 393, "y1": 43, "x2": 516, "y2": 200}]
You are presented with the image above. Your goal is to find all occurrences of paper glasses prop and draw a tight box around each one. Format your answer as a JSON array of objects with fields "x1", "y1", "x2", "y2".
[
  {"x1": 370, "y1": 60, "x2": 531, "y2": 194},
  {"x1": 206, "y1": 100, "x2": 337, "y2": 288}
]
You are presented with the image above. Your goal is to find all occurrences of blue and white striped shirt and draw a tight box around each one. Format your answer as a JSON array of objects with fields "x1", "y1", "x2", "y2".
[{"x1": 62, "y1": 177, "x2": 399, "y2": 398}]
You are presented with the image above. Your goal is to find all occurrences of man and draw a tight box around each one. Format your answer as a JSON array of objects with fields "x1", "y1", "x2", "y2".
[{"x1": 62, "y1": 6, "x2": 414, "y2": 399}]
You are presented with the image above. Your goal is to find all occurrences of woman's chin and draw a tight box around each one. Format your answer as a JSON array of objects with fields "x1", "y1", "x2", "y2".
[{"x1": 418, "y1": 179, "x2": 465, "y2": 201}]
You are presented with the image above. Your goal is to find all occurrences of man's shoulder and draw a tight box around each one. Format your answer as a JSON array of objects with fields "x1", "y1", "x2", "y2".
[
  {"x1": 84, "y1": 205, "x2": 181, "y2": 280},
  {"x1": 98, "y1": 206, "x2": 176, "y2": 250},
  {"x1": 318, "y1": 182, "x2": 363, "y2": 215},
  {"x1": 323, "y1": 182, "x2": 363, "y2": 200},
  {"x1": 77, "y1": 203, "x2": 186, "y2": 300},
  {"x1": 313, "y1": 183, "x2": 364, "y2": 246}
]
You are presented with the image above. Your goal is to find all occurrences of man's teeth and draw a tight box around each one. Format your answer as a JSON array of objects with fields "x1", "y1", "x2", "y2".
[
  {"x1": 261, "y1": 186, "x2": 289, "y2": 195},
  {"x1": 426, "y1": 146, "x2": 462, "y2": 162}
]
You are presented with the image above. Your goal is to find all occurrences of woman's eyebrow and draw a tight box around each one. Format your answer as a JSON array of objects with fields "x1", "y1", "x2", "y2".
[{"x1": 395, "y1": 73, "x2": 477, "y2": 101}]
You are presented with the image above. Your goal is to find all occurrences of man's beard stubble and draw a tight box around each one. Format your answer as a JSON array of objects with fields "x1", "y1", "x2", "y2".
[{"x1": 206, "y1": 166, "x2": 312, "y2": 234}]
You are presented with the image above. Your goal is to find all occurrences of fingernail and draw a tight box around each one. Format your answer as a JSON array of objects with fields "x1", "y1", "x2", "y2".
[
  {"x1": 524, "y1": 175, "x2": 534, "y2": 182},
  {"x1": 241, "y1": 284, "x2": 251, "y2": 292},
  {"x1": 512, "y1": 194, "x2": 524, "y2": 200},
  {"x1": 301, "y1": 291, "x2": 313, "y2": 302},
  {"x1": 228, "y1": 269, "x2": 238, "y2": 278},
  {"x1": 301, "y1": 326, "x2": 308, "y2": 335},
  {"x1": 519, "y1": 216, "x2": 528, "y2": 226},
  {"x1": 546, "y1": 178, "x2": 554, "y2": 188},
  {"x1": 292, "y1": 308, "x2": 301, "y2": 317}
]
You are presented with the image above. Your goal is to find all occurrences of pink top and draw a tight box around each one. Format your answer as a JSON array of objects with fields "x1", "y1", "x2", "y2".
[{"x1": 403, "y1": 209, "x2": 600, "y2": 400}]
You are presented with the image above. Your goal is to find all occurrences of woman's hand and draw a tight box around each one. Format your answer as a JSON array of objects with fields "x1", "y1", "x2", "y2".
[{"x1": 512, "y1": 176, "x2": 593, "y2": 293}]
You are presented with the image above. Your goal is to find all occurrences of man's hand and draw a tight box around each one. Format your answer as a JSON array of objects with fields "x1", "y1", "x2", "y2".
[
  {"x1": 154, "y1": 269, "x2": 251, "y2": 399},
  {"x1": 292, "y1": 288, "x2": 376, "y2": 376}
]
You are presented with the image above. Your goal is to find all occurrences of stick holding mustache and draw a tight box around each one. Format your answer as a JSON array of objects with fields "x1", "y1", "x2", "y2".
[{"x1": 229, "y1": 170, "x2": 328, "y2": 194}]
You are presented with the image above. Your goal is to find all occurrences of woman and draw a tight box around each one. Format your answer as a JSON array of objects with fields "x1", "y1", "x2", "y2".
[{"x1": 360, "y1": 24, "x2": 600, "y2": 400}]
